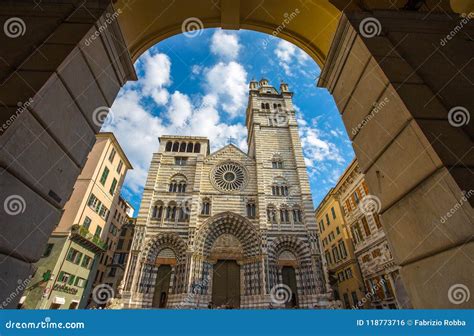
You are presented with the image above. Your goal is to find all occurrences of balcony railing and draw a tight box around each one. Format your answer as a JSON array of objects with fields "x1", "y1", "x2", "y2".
[{"x1": 70, "y1": 224, "x2": 107, "y2": 252}]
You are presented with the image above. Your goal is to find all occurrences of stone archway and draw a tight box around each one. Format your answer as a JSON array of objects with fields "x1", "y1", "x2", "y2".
[
  {"x1": 125, "y1": 233, "x2": 188, "y2": 308},
  {"x1": 0, "y1": 0, "x2": 472, "y2": 308},
  {"x1": 267, "y1": 235, "x2": 325, "y2": 308},
  {"x1": 190, "y1": 212, "x2": 263, "y2": 308},
  {"x1": 194, "y1": 212, "x2": 261, "y2": 258}
]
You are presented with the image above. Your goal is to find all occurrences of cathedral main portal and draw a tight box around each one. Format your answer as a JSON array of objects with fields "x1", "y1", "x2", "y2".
[
  {"x1": 209, "y1": 233, "x2": 244, "y2": 308},
  {"x1": 212, "y1": 260, "x2": 240, "y2": 308}
]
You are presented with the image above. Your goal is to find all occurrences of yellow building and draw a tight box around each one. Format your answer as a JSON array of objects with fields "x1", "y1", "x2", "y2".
[
  {"x1": 335, "y1": 159, "x2": 410, "y2": 309},
  {"x1": 315, "y1": 188, "x2": 366, "y2": 309},
  {"x1": 94, "y1": 196, "x2": 134, "y2": 297},
  {"x1": 21, "y1": 133, "x2": 132, "y2": 309}
]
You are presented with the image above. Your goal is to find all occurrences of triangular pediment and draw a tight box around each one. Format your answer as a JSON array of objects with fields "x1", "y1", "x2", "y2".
[{"x1": 204, "y1": 144, "x2": 252, "y2": 164}]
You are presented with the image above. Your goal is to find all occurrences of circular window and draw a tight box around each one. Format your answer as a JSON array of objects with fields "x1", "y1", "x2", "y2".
[
  {"x1": 224, "y1": 171, "x2": 236, "y2": 182},
  {"x1": 211, "y1": 162, "x2": 247, "y2": 192}
]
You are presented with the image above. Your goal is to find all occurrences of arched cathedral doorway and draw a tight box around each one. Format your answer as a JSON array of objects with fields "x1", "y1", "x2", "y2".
[
  {"x1": 210, "y1": 234, "x2": 243, "y2": 308},
  {"x1": 192, "y1": 212, "x2": 263, "y2": 309}
]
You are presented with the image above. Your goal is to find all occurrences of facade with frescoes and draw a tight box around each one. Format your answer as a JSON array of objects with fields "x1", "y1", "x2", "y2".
[
  {"x1": 335, "y1": 159, "x2": 410, "y2": 309},
  {"x1": 122, "y1": 79, "x2": 334, "y2": 309}
]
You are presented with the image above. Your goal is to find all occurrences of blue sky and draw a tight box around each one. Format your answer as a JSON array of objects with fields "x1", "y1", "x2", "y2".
[{"x1": 103, "y1": 29, "x2": 354, "y2": 214}]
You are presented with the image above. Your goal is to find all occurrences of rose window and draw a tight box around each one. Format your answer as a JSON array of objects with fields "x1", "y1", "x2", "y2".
[{"x1": 211, "y1": 162, "x2": 247, "y2": 191}]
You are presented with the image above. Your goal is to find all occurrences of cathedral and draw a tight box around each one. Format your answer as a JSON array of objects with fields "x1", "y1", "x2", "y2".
[{"x1": 121, "y1": 79, "x2": 333, "y2": 309}]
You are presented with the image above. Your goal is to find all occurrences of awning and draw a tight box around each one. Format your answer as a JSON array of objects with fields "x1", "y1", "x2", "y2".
[{"x1": 52, "y1": 296, "x2": 65, "y2": 305}]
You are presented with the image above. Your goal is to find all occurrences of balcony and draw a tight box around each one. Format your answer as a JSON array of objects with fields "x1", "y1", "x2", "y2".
[{"x1": 70, "y1": 225, "x2": 107, "y2": 252}]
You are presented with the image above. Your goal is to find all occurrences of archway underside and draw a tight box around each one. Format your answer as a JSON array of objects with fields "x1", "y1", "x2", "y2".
[{"x1": 113, "y1": 0, "x2": 460, "y2": 67}]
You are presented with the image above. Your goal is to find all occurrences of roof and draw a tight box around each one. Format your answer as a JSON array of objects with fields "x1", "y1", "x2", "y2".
[
  {"x1": 96, "y1": 132, "x2": 133, "y2": 169},
  {"x1": 207, "y1": 143, "x2": 249, "y2": 159}
]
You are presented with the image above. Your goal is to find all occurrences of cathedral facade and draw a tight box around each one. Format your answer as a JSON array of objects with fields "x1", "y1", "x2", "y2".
[{"x1": 122, "y1": 79, "x2": 333, "y2": 309}]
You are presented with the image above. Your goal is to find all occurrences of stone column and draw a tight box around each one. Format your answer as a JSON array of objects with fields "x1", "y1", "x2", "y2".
[
  {"x1": 319, "y1": 10, "x2": 473, "y2": 308},
  {"x1": 0, "y1": 1, "x2": 135, "y2": 307}
]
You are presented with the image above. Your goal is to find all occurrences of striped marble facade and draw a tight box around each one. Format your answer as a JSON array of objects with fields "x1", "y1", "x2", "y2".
[{"x1": 122, "y1": 80, "x2": 335, "y2": 309}]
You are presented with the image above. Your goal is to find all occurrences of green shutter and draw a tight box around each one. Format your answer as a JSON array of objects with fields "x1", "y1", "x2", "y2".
[
  {"x1": 109, "y1": 178, "x2": 117, "y2": 195},
  {"x1": 76, "y1": 252, "x2": 83, "y2": 264},
  {"x1": 66, "y1": 248, "x2": 74, "y2": 261},
  {"x1": 69, "y1": 275, "x2": 75, "y2": 285},
  {"x1": 100, "y1": 167, "x2": 109, "y2": 185}
]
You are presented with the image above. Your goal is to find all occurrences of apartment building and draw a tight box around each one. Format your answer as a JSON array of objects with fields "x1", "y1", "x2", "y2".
[{"x1": 21, "y1": 133, "x2": 132, "y2": 309}]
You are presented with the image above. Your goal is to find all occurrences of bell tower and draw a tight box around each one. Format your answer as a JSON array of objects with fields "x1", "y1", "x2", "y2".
[{"x1": 245, "y1": 78, "x2": 328, "y2": 295}]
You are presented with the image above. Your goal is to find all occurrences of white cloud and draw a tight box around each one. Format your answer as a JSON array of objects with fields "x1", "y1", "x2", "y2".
[
  {"x1": 187, "y1": 94, "x2": 247, "y2": 151},
  {"x1": 211, "y1": 30, "x2": 241, "y2": 60},
  {"x1": 274, "y1": 40, "x2": 312, "y2": 77},
  {"x1": 297, "y1": 114, "x2": 344, "y2": 175},
  {"x1": 140, "y1": 51, "x2": 172, "y2": 105},
  {"x1": 191, "y1": 64, "x2": 202, "y2": 75},
  {"x1": 275, "y1": 40, "x2": 297, "y2": 63},
  {"x1": 104, "y1": 58, "x2": 249, "y2": 194},
  {"x1": 205, "y1": 61, "x2": 247, "y2": 118},
  {"x1": 166, "y1": 91, "x2": 193, "y2": 128},
  {"x1": 103, "y1": 90, "x2": 166, "y2": 194}
]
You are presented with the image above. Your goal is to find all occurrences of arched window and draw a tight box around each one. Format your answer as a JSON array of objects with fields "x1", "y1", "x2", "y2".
[
  {"x1": 292, "y1": 206, "x2": 302, "y2": 223},
  {"x1": 152, "y1": 201, "x2": 164, "y2": 220},
  {"x1": 169, "y1": 174, "x2": 187, "y2": 193},
  {"x1": 177, "y1": 201, "x2": 191, "y2": 222},
  {"x1": 265, "y1": 103, "x2": 270, "y2": 109},
  {"x1": 172, "y1": 142, "x2": 179, "y2": 152},
  {"x1": 165, "y1": 202, "x2": 177, "y2": 221},
  {"x1": 271, "y1": 178, "x2": 289, "y2": 196},
  {"x1": 179, "y1": 142, "x2": 186, "y2": 152},
  {"x1": 277, "y1": 103, "x2": 282, "y2": 110},
  {"x1": 194, "y1": 143, "x2": 201, "y2": 153},
  {"x1": 271, "y1": 154, "x2": 283, "y2": 169},
  {"x1": 280, "y1": 206, "x2": 290, "y2": 223},
  {"x1": 201, "y1": 198, "x2": 211, "y2": 215},
  {"x1": 261, "y1": 103, "x2": 265, "y2": 109},
  {"x1": 267, "y1": 205, "x2": 277, "y2": 224},
  {"x1": 246, "y1": 201, "x2": 256, "y2": 218},
  {"x1": 186, "y1": 143, "x2": 193, "y2": 152},
  {"x1": 165, "y1": 141, "x2": 172, "y2": 152}
]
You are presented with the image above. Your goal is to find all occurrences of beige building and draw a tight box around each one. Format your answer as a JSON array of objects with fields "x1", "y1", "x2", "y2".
[
  {"x1": 315, "y1": 188, "x2": 366, "y2": 309},
  {"x1": 92, "y1": 197, "x2": 133, "y2": 288},
  {"x1": 98, "y1": 200, "x2": 135, "y2": 297},
  {"x1": 335, "y1": 160, "x2": 409, "y2": 309},
  {"x1": 121, "y1": 79, "x2": 333, "y2": 309},
  {"x1": 21, "y1": 133, "x2": 132, "y2": 309}
]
